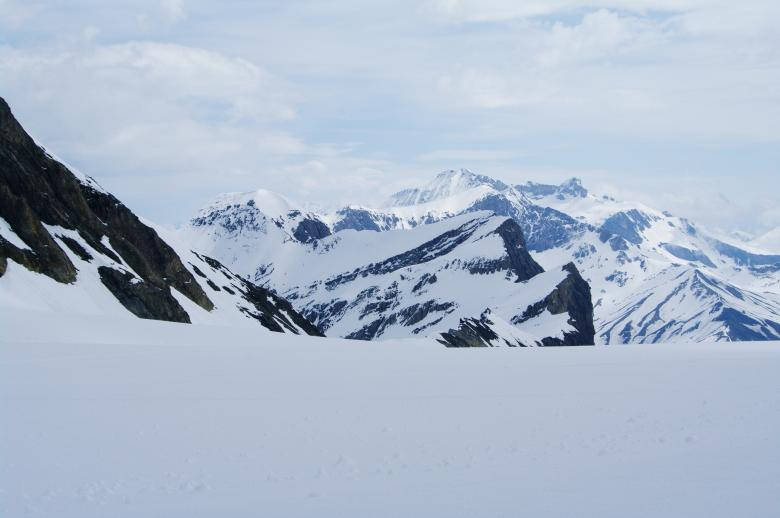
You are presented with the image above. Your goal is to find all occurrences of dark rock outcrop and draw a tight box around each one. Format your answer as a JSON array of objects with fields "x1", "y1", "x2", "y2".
[
  {"x1": 331, "y1": 207, "x2": 407, "y2": 233},
  {"x1": 491, "y1": 219, "x2": 544, "y2": 281},
  {"x1": 439, "y1": 263, "x2": 595, "y2": 347},
  {"x1": 511, "y1": 263, "x2": 595, "y2": 346},
  {"x1": 98, "y1": 266, "x2": 192, "y2": 322},
  {"x1": 438, "y1": 309, "x2": 524, "y2": 348},
  {"x1": 0, "y1": 96, "x2": 213, "y2": 321},
  {"x1": 0, "y1": 96, "x2": 322, "y2": 335},
  {"x1": 193, "y1": 252, "x2": 323, "y2": 336},
  {"x1": 293, "y1": 217, "x2": 331, "y2": 243},
  {"x1": 322, "y1": 216, "x2": 543, "y2": 292},
  {"x1": 332, "y1": 207, "x2": 383, "y2": 232}
]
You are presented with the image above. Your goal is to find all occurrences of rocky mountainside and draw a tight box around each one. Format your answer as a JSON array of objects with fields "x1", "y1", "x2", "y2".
[
  {"x1": 0, "y1": 97, "x2": 321, "y2": 336},
  {"x1": 189, "y1": 167, "x2": 779, "y2": 344},
  {"x1": 320, "y1": 169, "x2": 780, "y2": 344},
  {"x1": 188, "y1": 193, "x2": 596, "y2": 346}
]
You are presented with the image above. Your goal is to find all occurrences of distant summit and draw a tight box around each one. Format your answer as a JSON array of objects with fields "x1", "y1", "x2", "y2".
[
  {"x1": 518, "y1": 178, "x2": 588, "y2": 200},
  {"x1": 386, "y1": 168, "x2": 509, "y2": 207},
  {"x1": 192, "y1": 189, "x2": 331, "y2": 244}
]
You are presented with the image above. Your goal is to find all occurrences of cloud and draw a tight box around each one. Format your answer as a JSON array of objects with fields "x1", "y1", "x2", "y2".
[
  {"x1": 1, "y1": 0, "x2": 777, "y2": 233},
  {"x1": 0, "y1": 40, "x2": 310, "y2": 219},
  {"x1": 160, "y1": 0, "x2": 185, "y2": 22},
  {"x1": 81, "y1": 41, "x2": 293, "y2": 121},
  {"x1": 418, "y1": 149, "x2": 524, "y2": 162},
  {"x1": 0, "y1": 0, "x2": 46, "y2": 28},
  {"x1": 425, "y1": 0, "x2": 722, "y2": 23}
]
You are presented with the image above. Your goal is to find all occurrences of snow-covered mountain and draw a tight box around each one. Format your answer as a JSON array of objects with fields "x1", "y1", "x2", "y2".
[
  {"x1": 342, "y1": 170, "x2": 780, "y2": 344},
  {"x1": 4, "y1": 86, "x2": 775, "y2": 347},
  {"x1": 522, "y1": 181, "x2": 780, "y2": 343},
  {"x1": 187, "y1": 191, "x2": 595, "y2": 346},
  {"x1": 326, "y1": 169, "x2": 589, "y2": 254},
  {"x1": 0, "y1": 97, "x2": 321, "y2": 336},
  {"x1": 189, "y1": 168, "x2": 779, "y2": 345},
  {"x1": 599, "y1": 266, "x2": 780, "y2": 343}
]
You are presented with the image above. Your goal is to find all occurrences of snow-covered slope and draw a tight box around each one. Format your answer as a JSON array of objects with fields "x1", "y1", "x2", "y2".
[
  {"x1": 313, "y1": 171, "x2": 780, "y2": 344},
  {"x1": 190, "y1": 167, "x2": 779, "y2": 345},
  {"x1": 599, "y1": 266, "x2": 780, "y2": 343},
  {"x1": 0, "y1": 96, "x2": 321, "y2": 336},
  {"x1": 327, "y1": 169, "x2": 589, "y2": 253},
  {"x1": 524, "y1": 182, "x2": 780, "y2": 343},
  {"x1": 385, "y1": 168, "x2": 509, "y2": 207},
  {"x1": 3, "y1": 311, "x2": 780, "y2": 518},
  {"x1": 192, "y1": 189, "x2": 331, "y2": 244},
  {"x1": 187, "y1": 202, "x2": 595, "y2": 346},
  {"x1": 193, "y1": 169, "x2": 780, "y2": 342}
]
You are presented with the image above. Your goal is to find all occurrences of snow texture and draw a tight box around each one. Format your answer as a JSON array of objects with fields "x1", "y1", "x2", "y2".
[{"x1": 2, "y1": 311, "x2": 779, "y2": 517}]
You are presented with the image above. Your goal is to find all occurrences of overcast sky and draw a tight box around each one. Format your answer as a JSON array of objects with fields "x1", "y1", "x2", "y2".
[{"x1": 1, "y1": 0, "x2": 778, "y2": 235}]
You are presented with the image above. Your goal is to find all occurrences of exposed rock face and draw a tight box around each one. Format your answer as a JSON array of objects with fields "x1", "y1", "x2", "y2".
[
  {"x1": 331, "y1": 207, "x2": 406, "y2": 233},
  {"x1": 258, "y1": 212, "x2": 597, "y2": 344},
  {"x1": 0, "y1": 97, "x2": 211, "y2": 321},
  {"x1": 512, "y1": 263, "x2": 595, "y2": 346},
  {"x1": 439, "y1": 310, "x2": 524, "y2": 347},
  {"x1": 98, "y1": 266, "x2": 192, "y2": 322},
  {"x1": 491, "y1": 219, "x2": 545, "y2": 280},
  {"x1": 293, "y1": 218, "x2": 331, "y2": 243},
  {"x1": 439, "y1": 263, "x2": 595, "y2": 347},
  {"x1": 0, "y1": 96, "x2": 323, "y2": 335},
  {"x1": 191, "y1": 192, "x2": 332, "y2": 245},
  {"x1": 193, "y1": 253, "x2": 323, "y2": 336}
]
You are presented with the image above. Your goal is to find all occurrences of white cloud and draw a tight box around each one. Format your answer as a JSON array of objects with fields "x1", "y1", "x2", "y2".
[
  {"x1": 82, "y1": 42, "x2": 293, "y2": 121},
  {"x1": 1, "y1": 0, "x2": 777, "y2": 232},
  {"x1": 160, "y1": 0, "x2": 186, "y2": 22},
  {"x1": 418, "y1": 149, "x2": 524, "y2": 162},
  {"x1": 425, "y1": 0, "x2": 725, "y2": 23}
]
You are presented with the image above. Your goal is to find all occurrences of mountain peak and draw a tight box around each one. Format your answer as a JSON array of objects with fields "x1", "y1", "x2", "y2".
[
  {"x1": 199, "y1": 188, "x2": 295, "y2": 219},
  {"x1": 0, "y1": 96, "x2": 34, "y2": 148},
  {"x1": 518, "y1": 177, "x2": 588, "y2": 200},
  {"x1": 386, "y1": 168, "x2": 509, "y2": 207},
  {"x1": 559, "y1": 177, "x2": 587, "y2": 197}
]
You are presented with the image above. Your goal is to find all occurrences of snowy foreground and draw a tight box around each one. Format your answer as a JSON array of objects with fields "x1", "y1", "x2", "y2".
[{"x1": 2, "y1": 311, "x2": 780, "y2": 518}]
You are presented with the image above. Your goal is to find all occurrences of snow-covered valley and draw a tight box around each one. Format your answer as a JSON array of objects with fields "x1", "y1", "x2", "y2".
[
  {"x1": 2, "y1": 311, "x2": 780, "y2": 518},
  {"x1": 3, "y1": 2, "x2": 780, "y2": 516}
]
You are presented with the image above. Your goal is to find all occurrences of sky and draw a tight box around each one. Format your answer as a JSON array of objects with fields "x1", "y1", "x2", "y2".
[{"x1": 1, "y1": 0, "x2": 778, "y2": 237}]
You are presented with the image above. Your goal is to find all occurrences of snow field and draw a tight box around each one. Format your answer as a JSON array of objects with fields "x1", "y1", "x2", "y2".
[{"x1": 2, "y1": 311, "x2": 779, "y2": 517}]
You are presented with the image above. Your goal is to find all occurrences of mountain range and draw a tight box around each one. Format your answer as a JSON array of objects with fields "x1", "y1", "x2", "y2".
[
  {"x1": 0, "y1": 97, "x2": 593, "y2": 347},
  {"x1": 2, "y1": 95, "x2": 778, "y2": 345},
  {"x1": 186, "y1": 168, "x2": 780, "y2": 344},
  {"x1": 0, "y1": 97, "x2": 320, "y2": 337}
]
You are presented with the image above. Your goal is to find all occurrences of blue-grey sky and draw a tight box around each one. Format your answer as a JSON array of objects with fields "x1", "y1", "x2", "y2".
[{"x1": 1, "y1": 0, "x2": 778, "y2": 236}]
